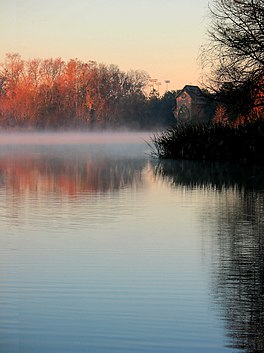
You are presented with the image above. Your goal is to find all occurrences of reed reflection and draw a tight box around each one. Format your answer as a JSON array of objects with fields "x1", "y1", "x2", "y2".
[
  {"x1": 151, "y1": 159, "x2": 264, "y2": 191},
  {"x1": 152, "y1": 160, "x2": 264, "y2": 353},
  {"x1": 211, "y1": 187, "x2": 264, "y2": 353}
]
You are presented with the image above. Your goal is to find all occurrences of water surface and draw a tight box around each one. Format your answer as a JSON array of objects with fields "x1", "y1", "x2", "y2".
[{"x1": 0, "y1": 132, "x2": 263, "y2": 353}]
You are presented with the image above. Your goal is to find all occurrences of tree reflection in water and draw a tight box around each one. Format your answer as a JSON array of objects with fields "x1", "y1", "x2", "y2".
[
  {"x1": 0, "y1": 152, "x2": 146, "y2": 197},
  {"x1": 152, "y1": 160, "x2": 264, "y2": 353}
]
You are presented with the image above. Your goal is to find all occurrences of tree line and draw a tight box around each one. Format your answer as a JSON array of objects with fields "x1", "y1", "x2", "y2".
[{"x1": 0, "y1": 53, "x2": 175, "y2": 129}]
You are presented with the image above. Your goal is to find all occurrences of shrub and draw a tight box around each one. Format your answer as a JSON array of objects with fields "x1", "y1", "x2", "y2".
[{"x1": 150, "y1": 120, "x2": 264, "y2": 163}]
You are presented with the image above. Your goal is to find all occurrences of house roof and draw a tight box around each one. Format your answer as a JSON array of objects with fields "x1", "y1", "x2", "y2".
[{"x1": 176, "y1": 85, "x2": 204, "y2": 99}]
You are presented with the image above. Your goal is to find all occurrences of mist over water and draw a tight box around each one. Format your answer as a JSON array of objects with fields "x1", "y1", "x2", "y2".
[{"x1": 0, "y1": 131, "x2": 152, "y2": 146}]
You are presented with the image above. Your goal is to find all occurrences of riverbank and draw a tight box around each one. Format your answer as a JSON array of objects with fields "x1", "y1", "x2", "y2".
[{"x1": 150, "y1": 120, "x2": 264, "y2": 163}]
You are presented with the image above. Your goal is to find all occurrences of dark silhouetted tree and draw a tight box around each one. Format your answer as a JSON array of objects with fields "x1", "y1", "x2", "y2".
[{"x1": 203, "y1": 0, "x2": 264, "y2": 118}]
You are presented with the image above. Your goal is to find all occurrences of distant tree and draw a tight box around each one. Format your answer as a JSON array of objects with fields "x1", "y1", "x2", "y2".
[
  {"x1": 0, "y1": 53, "x2": 26, "y2": 125},
  {"x1": 0, "y1": 53, "x2": 175, "y2": 129},
  {"x1": 203, "y1": 0, "x2": 264, "y2": 118},
  {"x1": 147, "y1": 90, "x2": 176, "y2": 127},
  {"x1": 1, "y1": 53, "x2": 24, "y2": 91},
  {"x1": 213, "y1": 104, "x2": 228, "y2": 124}
]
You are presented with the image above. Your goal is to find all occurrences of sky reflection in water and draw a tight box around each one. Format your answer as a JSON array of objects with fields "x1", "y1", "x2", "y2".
[{"x1": 0, "y1": 134, "x2": 263, "y2": 353}]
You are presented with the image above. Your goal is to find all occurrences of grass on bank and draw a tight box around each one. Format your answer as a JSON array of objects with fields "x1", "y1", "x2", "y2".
[{"x1": 150, "y1": 120, "x2": 264, "y2": 163}]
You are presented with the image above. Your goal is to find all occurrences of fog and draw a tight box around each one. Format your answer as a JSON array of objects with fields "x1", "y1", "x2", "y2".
[
  {"x1": 0, "y1": 131, "x2": 152, "y2": 145},
  {"x1": 0, "y1": 131, "x2": 155, "y2": 161}
]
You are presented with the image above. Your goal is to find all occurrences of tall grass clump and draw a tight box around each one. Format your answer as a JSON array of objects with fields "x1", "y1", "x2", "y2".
[{"x1": 150, "y1": 120, "x2": 264, "y2": 163}]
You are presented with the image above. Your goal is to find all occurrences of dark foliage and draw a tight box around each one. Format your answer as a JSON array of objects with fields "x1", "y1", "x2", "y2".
[{"x1": 151, "y1": 120, "x2": 264, "y2": 163}]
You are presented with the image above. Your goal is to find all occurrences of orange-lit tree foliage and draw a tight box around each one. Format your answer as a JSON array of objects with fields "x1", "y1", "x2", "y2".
[{"x1": 0, "y1": 53, "x2": 152, "y2": 129}]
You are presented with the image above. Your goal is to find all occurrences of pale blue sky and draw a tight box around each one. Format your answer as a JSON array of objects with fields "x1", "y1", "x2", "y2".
[{"x1": 0, "y1": 0, "x2": 210, "y2": 92}]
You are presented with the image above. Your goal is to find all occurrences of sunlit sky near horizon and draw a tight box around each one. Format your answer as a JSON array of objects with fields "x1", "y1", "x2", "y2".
[{"x1": 0, "y1": 0, "x2": 210, "y2": 94}]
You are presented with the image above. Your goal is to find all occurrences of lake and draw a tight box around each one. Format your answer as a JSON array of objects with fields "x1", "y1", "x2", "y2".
[{"x1": 0, "y1": 132, "x2": 263, "y2": 353}]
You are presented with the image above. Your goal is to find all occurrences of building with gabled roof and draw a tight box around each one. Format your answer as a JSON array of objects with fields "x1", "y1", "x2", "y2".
[{"x1": 173, "y1": 85, "x2": 213, "y2": 123}]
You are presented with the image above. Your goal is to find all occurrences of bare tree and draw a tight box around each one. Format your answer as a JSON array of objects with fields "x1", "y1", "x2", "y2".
[{"x1": 203, "y1": 0, "x2": 264, "y2": 116}]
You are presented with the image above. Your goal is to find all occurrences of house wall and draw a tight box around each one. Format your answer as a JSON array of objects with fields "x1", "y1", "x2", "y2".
[
  {"x1": 174, "y1": 89, "x2": 212, "y2": 123},
  {"x1": 175, "y1": 92, "x2": 192, "y2": 121}
]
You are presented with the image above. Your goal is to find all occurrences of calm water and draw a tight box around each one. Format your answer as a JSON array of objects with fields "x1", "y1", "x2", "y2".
[{"x1": 0, "y1": 132, "x2": 263, "y2": 353}]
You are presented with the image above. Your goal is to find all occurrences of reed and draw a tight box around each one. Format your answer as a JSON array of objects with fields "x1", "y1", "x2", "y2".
[{"x1": 150, "y1": 120, "x2": 264, "y2": 163}]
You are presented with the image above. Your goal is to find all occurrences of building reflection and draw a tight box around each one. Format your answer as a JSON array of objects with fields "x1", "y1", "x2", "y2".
[{"x1": 152, "y1": 160, "x2": 264, "y2": 353}]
